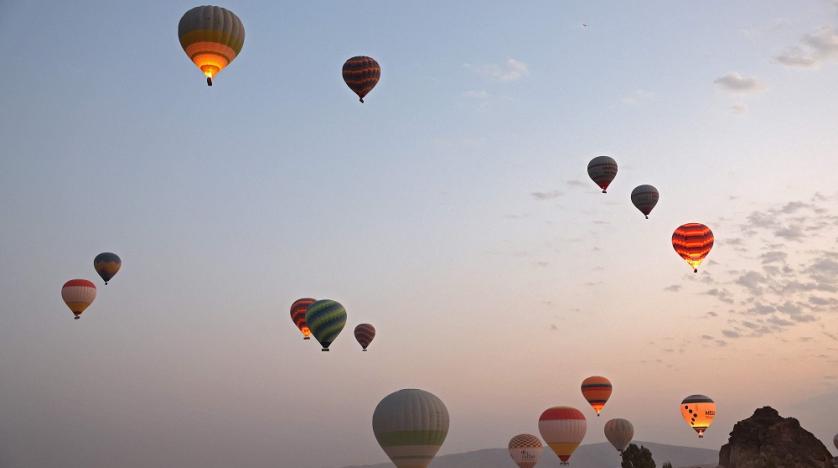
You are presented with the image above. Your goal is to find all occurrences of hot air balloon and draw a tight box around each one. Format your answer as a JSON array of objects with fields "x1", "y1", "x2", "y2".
[
  {"x1": 354, "y1": 323, "x2": 376, "y2": 351},
  {"x1": 61, "y1": 279, "x2": 96, "y2": 320},
  {"x1": 672, "y1": 223, "x2": 714, "y2": 272},
  {"x1": 631, "y1": 185, "x2": 659, "y2": 219},
  {"x1": 587, "y1": 156, "x2": 618, "y2": 193},
  {"x1": 604, "y1": 418, "x2": 634, "y2": 453},
  {"x1": 290, "y1": 298, "x2": 315, "y2": 340},
  {"x1": 178, "y1": 5, "x2": 245, "y2": 86},
  {"x1": 581, "y1": 376, "x2": 612, "y2": 416},
  {"x1": 305, "y1": 299, "x2": 347, "y2": 351},
  {"x1": 94, "y1": 252, "x2": 121, "y2": 284},
  {"x1": 372, "y1": 389, "x2": 449, "y2": 468},
  {"x1": 539, "y1": 406, "x2": 587, "y2": 465},
  {"x1": 680, "y1": 395, "x2": 716, "y2": 438},
  {"x1": 342, "y1": 56, "x2": 380, "y2": 103},
  {"x1": 508, "y1": 434, "x2": 543, "y2": 468}
]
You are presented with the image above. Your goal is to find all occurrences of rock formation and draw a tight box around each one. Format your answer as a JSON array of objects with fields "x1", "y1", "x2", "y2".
[{"x1": 719, "y1": 406, "x2": 833, "y2": 467}]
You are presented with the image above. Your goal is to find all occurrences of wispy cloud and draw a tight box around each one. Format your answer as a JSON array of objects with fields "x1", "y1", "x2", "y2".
[
  {"x1": 714, "y1": 73, "x2": 766, "y2": 93},
  {"x1": 531, "y1": 190, "x2": 563, "y2": 201},
  {"x1": 462, "y1": 89, "x2": 489, "y2": 99},
  {"x1": 621, "y1": 89, "x2": 654, "y2": 105},
  {"x1": 776, "y1": 26, "x2": 838, "y2": 68},
  {"x1": 466, "y1": 58, "x2": 530, "y2": 82},
  {"x1": 695, "y1": 194, "x2": 838, "y2": 339}
]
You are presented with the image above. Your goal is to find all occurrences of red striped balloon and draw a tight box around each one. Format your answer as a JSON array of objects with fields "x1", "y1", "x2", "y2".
[
  {"x1": 354, "y1": 323, "x2": 376, "y2": 351},
  {"x1": 290, "y1": 298, "x2": 315, "y2": 340},
  {"x1": 587, "y1": 156, "x2": 618, "y2": 193},
  {"x1": 342, "y1": 56, "x2": 381, "y2": 103},
  {"x1": 539, "y1": 406, "x2": 587, "y2": 464},
  {"x1": 672, "y1": 223, "x2": 714, "y2": 272},
  {"x1": 61, "y1": 279, "x2": 96, "y2": 320},
  {"x1": 581, "y1": 376, "x2": 613, "y2": 416}
]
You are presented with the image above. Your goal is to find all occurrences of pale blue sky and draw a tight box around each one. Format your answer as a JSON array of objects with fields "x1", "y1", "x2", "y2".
[{"x1": 2, "y1": 1, "x2": 838, "y2": 467}]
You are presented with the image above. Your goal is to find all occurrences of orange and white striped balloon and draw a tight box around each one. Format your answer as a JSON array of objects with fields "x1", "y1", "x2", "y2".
[
  {"x1": 581, "y1": 376, "x2": 613, "y2": 416},
  {"x1": 538, "y1": 406, "x2": 586, "y2": 465},
  {"x1": 61, "y1": 279, "x2": 96, "y2": 320}
]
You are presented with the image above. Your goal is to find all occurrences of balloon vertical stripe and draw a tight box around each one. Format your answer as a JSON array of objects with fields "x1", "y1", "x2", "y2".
[{"x1": 604, "y1": 418, "x2": 634, "y2": 453}]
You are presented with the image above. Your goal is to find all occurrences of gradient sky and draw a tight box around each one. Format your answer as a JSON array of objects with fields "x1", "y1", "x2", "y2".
[{"x1": 1, "y1": 1, "x2": 838, "y2": 467}]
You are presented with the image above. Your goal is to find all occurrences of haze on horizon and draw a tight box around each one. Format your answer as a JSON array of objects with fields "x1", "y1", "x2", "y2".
[{"x1": 1, "y1": 1, "x2": 837, "y2": 467}]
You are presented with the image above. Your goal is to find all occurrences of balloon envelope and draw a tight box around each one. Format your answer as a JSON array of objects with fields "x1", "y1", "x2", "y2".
[
  {"x1": 178, "y1": 5, "x2": 245, "y2": 85},
  {"x1": 61, "y1": 279, "x2": 96, "y2": 319},
  {"x1": 342, "y1": 56, "x2": 381, "y2": 102},
  {"x1": 290, "y1": 298, "x2": 315, "y2": 340},
  {"x1": 631, "y1": 185, "x2": 659, "y2": 218},
  {"x1": 539, "y1": 406, "x2": 586, "y2": 464},
  {"x1": 305, "y1": 299, "x2": 347, "y2": 351},
  {"x1": 604, "y1": 418, "x2": 634, "y2": 452},
  {"x1": 581, "y1": 376, "x2": 612, "y2": 416},
  {"x1": 508, "y1": 434, "x2": 543, "y2": 468},
  {"x1": 680, "y1": 395, "x2": 716, "y2": 438},
  {"x1": 354, "y1": 323, "x2": 376, "y2": 351},
  {"x1": 372, "y1": 389, "x2": 449, "y2": 468},
  {"x1": 587, "y1": 156, "x2": 618, "y2": 193},
  {"x1": 94, "y1": 252, "x2": 121, "y2": 284},
  {"x1": 672, "y1": 223, "x2": 714, "y2": 272}
]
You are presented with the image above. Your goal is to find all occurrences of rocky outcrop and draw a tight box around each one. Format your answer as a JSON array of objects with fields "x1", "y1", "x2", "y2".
[{"x1": 719, "y1": 406, "x2": 833, "y2": 467}]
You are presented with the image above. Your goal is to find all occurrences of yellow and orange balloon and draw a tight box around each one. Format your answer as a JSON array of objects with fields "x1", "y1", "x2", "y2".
[
  {"x1": 178, "y1": 6, "x2": 245, "y2": 86},
  {"x1": 680, "y1": 395, "x2": 716, "y2": 438},
  {"x1": 672, "y1": 223, "x2": 714, "y2": 272}
]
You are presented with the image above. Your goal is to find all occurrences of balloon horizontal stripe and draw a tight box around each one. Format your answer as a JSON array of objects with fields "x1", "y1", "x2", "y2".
[
  {"x1": 673, "y1": 223, "x2": 714, "y2": 271},
  {"x1": 682, "y1": 395, "x2": 714, "y2": 403},
  {"x1": 63, "y1": 279, "x2": 95, "y2": 288},
  {"x1": 375, "y1": 430, "x2": 449, "y2": 446},
  {"x1": 179, "y1": 30, "x2": 244, "y2": 52},
  {"x1": 541, "y1": 407, "x2": 586, "y2": 420}
]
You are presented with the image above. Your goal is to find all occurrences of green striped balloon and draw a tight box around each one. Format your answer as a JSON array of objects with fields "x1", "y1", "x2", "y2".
[{"x1": 305, "y1": 299, "x2": 347, "y2": 351}]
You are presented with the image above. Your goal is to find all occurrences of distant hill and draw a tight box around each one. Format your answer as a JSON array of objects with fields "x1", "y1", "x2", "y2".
[{"x1": 344, "y1": 441, "x2": 718, "y2": 468}]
